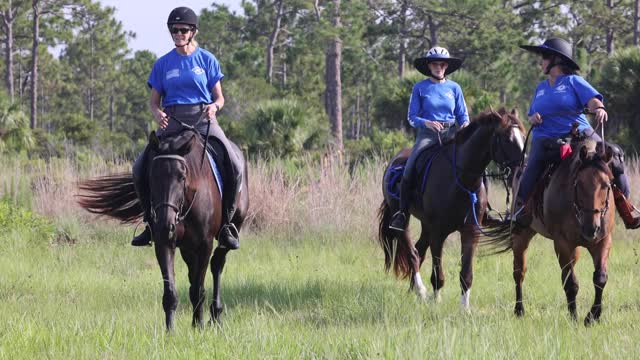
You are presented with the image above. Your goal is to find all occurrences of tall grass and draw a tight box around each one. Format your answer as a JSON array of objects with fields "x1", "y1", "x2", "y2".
[{"x1": 1, "y1": 154, "x2": 640, "y2": 358}]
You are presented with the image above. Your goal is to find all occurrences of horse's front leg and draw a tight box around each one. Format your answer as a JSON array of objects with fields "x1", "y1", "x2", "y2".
[
  {"x1": 181, "y1": 246, "x2": 213, "y2": 329},
  {"x1": 512, "y1": 228, "x2": 535, "y2": 317},
  {"x1": 411, "y1": 223, "x2": 431, "y2": 300},
  {"x1": 210, "y1": 246, "x2": 230, "y2": 322},
  {"x1": 585, "y1": 236, "x2": 612, "y2": 326},
  {"x1": 555, "y1": 241, "x2": 580, "y2": 321},
  {"x1": 459, "y1": 226, "x2": 480, "y2": 311},
  {"x1": 155, "y1": 243, "x2": 178, "y2": 331},
  {"x1": 429, "y1": 235, "x2": 447, "y2": 303}
]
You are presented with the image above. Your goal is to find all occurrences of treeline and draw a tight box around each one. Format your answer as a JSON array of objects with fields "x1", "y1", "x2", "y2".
[{"x1": 1, "y1": 0, "x2": 640, "y2": 160}]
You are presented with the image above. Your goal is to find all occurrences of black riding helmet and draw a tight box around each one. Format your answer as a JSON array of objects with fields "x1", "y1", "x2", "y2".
[{"x1": 167, "y1": 6, "x2": 198, "y2": 29}]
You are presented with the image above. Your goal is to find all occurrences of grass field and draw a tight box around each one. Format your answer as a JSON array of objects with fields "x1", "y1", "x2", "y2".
[{"x1": 1, "y1": 156, "x2": 640, "y2": 359}]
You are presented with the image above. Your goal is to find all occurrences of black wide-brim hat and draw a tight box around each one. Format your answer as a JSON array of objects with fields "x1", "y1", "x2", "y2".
[
  {"x1": 414, "y1": 47, "x2": 463, "y2": 77},
  {"x1": 520, "y1": 37, "x2": 580, "y2": 70}
]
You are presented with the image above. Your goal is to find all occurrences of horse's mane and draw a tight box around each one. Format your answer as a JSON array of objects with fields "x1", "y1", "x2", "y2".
[
  {"x1": 574, "y1": 149, "x2": 614, "y2": 180},
  {"x1": 155, "y1": 130, "x2": 200, "y2": 156},
  {"x1": 452, "y1": 109, "x2": 504, "y2": 145}
]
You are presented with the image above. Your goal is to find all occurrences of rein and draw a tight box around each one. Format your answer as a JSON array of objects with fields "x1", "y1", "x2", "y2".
[{"x1": 150, "y1": 114, "x2": 213, "y2": 225}]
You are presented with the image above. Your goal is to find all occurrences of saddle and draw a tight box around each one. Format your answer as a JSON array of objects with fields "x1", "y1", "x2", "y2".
[{"x1": 385, "y1": 143, "x2": 444, "y2": 201}]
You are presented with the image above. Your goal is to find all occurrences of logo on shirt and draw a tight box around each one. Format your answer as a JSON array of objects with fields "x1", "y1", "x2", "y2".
[
  {"x1": 536, "y1": 89, "x2": 545, "y2": 97},
  {"x1": 444, "y1": 90, "x2": 454, "y2": 100},
  {"x1": 192, "y1": 66, "x2": 205, "y2": 75},
  {"x1": 166, "y1": 69, "x2": 180, "y2": 80},
  {"x1": 555, "y1": 84, "x2": 567, "y2": 93}
]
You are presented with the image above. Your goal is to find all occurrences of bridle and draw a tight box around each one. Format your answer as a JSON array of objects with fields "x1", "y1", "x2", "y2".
[
  {"x1": 149, "y1": 154, "x2": 198, "y2": 225},
  {"x1": 572, "y1": 167, "x2": 612, "y2": 229},
  {"x1": 486, "y1": 121, "x2": 526, "y2": 206}
]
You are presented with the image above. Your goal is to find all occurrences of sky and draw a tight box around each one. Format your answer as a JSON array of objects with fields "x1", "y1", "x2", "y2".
[{"x1": 98, "y1": 0, "x2": 244, "y2": 56}]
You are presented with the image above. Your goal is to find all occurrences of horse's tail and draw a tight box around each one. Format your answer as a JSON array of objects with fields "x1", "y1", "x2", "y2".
[
  {"x1": 480, "y1": 221, "x2": 514, "y2": 254},
  {"x1": 76, "y1": 173, "x2": 143, "y2": 223},
  {"x1": 377, "y1": 200, "x2": 413, "y2": 279}
]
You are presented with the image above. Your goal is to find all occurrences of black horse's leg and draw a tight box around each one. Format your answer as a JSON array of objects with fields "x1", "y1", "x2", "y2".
[
  {"x1": 555, "y1": 241, "x2": 580, "y2": 321},
  {"x1": 429, "y1": 234, "x2": 447, "y2": 302},
  {"x1": 585, "y1": 236, "x2": 611, "y2": 326},
  {"x1": 154, "y1": 244, "x2": 178, "y2": 331},
  {"x1": 181, "y1": 246, "x2": 213, "y2": 329},
  {"x1": 411, "y1": 222, "x2": 431, "y2": 299},
  {"x1": 210, "y1": 246, "x2": 230, "y2": 322},
  {"x1": 512, "y1": 228, "x2": 536, "y2": 317},
  {"x1": 459, "y1": 226, "x2": 479, "y2": 311}
]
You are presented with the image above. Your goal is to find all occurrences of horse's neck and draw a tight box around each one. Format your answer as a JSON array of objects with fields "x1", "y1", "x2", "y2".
[{"x1": 455, "y1": 126, "x2": 494, "y2": 175}]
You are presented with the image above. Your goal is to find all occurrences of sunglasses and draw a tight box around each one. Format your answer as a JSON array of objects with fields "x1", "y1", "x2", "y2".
[
  {"x1": 429, "y1": 62, "x2": 447, "y2": 68},
  {"x1": 170, "y1": 27, "x2": 192, "y2": 34}
]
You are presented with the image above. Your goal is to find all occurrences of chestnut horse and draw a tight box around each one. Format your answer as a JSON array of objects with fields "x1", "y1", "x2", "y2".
[
  {"x1": 377, "y1": 109, "x2": 525, "y2": 309},
  {"x1": 485, "y1": 141, "x2": 615, "y2": 325},
  {"x1": 78, "y1": 130, "x2": 248, "y2": 330}
]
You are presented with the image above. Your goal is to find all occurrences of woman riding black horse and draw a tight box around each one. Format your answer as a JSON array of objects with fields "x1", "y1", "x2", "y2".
[{"x1": 132, "y1": 6, "x2": 243, "y2": 249}]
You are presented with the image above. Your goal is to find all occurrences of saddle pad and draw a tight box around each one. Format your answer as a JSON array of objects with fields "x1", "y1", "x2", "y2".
[
  {"x1": 206, "y1": 151, "x2": 224, "y2": 196},
  {"x1": 385, "y1": 145, "x2": 443, "y2": 200}
]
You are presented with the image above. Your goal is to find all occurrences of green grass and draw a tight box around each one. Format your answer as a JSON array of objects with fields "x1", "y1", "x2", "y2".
[{"x1": 2, "y1": 219, "x2": 640, "y2": 359}]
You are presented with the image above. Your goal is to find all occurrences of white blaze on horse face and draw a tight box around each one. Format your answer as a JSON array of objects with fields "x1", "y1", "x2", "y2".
[
  {"x1": 511, "y1": 126, "x2": 525, "y2": 153},
  {"x1": 413, "y1": 273, "x2": 428, "y2": 300},
  {"x1": 461, "y1": 289, "x2": 471, "y2": 311}
]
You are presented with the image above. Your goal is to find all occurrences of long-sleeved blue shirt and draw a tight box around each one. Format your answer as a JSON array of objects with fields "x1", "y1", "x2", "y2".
[{"x1": 407, "y1": 79, "x2": 469, "y2": 128}]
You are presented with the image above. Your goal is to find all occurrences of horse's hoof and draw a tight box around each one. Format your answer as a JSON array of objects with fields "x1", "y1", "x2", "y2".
[
  {"x1": 584, "y1": 310, "x2": 601, "y2": 326},
  {"x1": 211, "y1": 304, "x2": 225, "y2": 322},
  {"x1": 514, "y1": 305, "x2": 525, "y2": 317},
  {"x1": 433, "y1": 290, "x2": 442, "y2": 303},
  {"x1": 416, "y1": 287, "x2": 428, "y2": 300}
]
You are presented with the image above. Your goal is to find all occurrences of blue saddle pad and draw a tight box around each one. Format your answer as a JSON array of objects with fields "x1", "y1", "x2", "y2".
[
  {"x1": 206, "y1": 151, "x2": 224, "y2": 196},
  {"x1": 385, "y1": 145, "x2": 443, "y2": 200}
]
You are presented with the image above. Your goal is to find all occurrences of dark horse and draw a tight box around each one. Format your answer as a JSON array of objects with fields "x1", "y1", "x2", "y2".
[
  {"x1": 485, "y1": 141, "x2": 616, "y2": 325},
  {"x1": 78, "y1": 130, "x2": 249, "y2": 330},
  {"x1": 378, "y1": 109, "x2": 525, "y2": 309}
]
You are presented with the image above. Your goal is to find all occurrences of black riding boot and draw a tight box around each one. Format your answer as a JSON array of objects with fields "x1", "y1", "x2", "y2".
[
  {"x1": 131, "y1": 150, "x2": 153, "y2": 247},
  {"x1": 218, "y1": 173, "x2": 241, "y2": 250},
  {"x1": 389, "y1": 178, "x2": 412, "y2": 231}
]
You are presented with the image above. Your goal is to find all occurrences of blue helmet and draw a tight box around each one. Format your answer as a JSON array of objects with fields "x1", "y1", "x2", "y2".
[{"x1": 414, "y1": 47, "x2": 463, "y2": 77}]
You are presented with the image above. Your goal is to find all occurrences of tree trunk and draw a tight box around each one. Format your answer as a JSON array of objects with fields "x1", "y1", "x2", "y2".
[
  {"x1": 266, "y1": 0, "x2": 284, "y2": 84},
  {"x1": 606, "y1": 0, "x2": 614, "y2": 55},
  {"x1": 428, "y1": 14, "x2": 438, "y2": 46},
  {"x1": 1, "y1": 1, "x2": 16, "y2": 102},
  {"x1": 325, "y1": 0, "x2": 343, "y2": 152},
  {"x1": 109, "y1": 95, "x2": 114, "y2": 131},
  {"x1": 634, "y1": 0, "x2": 639, "y2": 46},
  {"x1": 397, "y1": 0, "x2": 409, "y2": 79},
  {"x1": 30, "y1": 0, "x2": 40, "y2": 129}
]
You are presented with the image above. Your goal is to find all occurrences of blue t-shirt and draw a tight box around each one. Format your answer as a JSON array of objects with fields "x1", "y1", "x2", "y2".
[
  {"x1": 147, "y1": 47, "x2": 224, "y2": 107},
  {"x1": 407, "y1": 79, "x2": 469, "y2": 128},
  {"x1": 528, "y1": 74, "x2": 602, "y2": 139}
]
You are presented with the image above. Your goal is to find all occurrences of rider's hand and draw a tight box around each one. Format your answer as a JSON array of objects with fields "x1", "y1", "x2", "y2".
[
  {"x1": 425, "y1": 120, "x2": 444, "y2": 131},
  {"x1": 153, "y1": 109, "x2": 169, "y2": 129},
  {"x1": 203, "y1": 103, "x2": 219, "y2": 121},
  {"x1": 593, "y1": 107, "x2": 608, "y2": 125},
  {"x1": 528, "y1": 112, "x2": 542, "y2": 125}
]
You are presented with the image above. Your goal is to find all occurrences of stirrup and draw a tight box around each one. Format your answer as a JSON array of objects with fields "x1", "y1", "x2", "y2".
[
  {"x1": 131, "y1": 226, "x2": 152, "y2": 247},
  {"x1": 389, "y1": 211, "x2": 407, "y2": 231},
  {"x1": 218, "y1": 223, "x2": 240, "y2": 250}
]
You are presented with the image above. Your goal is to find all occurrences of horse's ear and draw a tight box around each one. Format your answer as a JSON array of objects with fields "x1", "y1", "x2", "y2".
[
  {"x1": 149, "y1": 131, "x2": 160, "y2": 151},
  {"x1": 511, "y1": 108, "x2": 517, "y2": 116},
  {"x1": 602, "y1": 144, "x2": 614, "y2": 163},
  {"x1": 579, "y1": 144, "x2": 590, "y2": 162},
  {"x1": 175, "y1": 132, "x2": 197, "y2": 156}
]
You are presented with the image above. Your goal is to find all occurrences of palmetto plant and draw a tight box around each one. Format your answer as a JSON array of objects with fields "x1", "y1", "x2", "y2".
[{"x1": 0, "y1": 99, "x2": 34, "y2": 153}]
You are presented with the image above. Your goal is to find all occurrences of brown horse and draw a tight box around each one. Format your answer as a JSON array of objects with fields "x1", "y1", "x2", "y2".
[
  {"x1": 377, "y1": 109, "x2": 525, "y2": 309},
  {"x1": 78, "y1": 130, "x2": 248, "y2": 330},
  {"x1": 485, "y1": 141, "x2": 615, "y2": 325}
]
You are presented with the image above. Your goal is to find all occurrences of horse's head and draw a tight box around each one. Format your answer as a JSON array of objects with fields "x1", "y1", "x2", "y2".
[
  {"x1": 491, "y1": 108, "x2": 525, "y2": 182},
  {"x1": 147, "y1": 130, "x2": 199, "y2": 245},
  {"x1": 572, "y1": 144, "x2": 615, "y2": 243}
]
